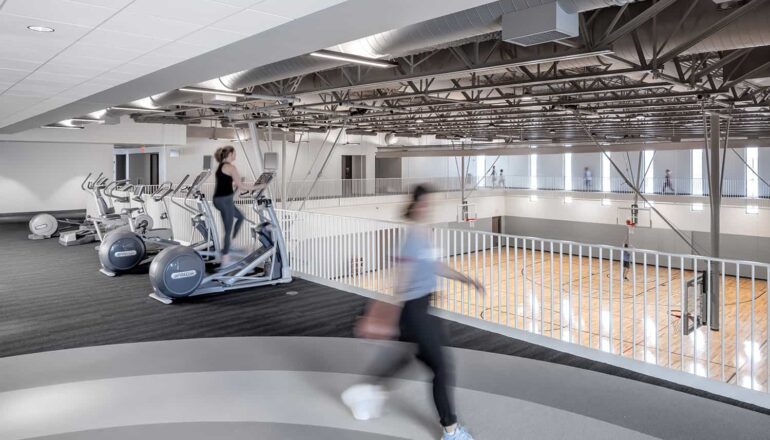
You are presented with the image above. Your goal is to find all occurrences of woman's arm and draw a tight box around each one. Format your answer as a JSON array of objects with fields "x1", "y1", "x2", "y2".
[
  {"x1": 434, "y1": 262, "x2": 485, "y2": 294},
  {"x1": 223, "y1": 164, "x2": 257, "y2": 191}
]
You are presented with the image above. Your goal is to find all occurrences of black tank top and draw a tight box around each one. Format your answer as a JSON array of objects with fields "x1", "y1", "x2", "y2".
[{"x1": 213, "y1": 163, "x2": 234, "y2": 198}]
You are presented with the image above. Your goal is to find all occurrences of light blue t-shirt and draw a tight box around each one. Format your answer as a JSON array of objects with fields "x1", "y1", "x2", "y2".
[{"x1": 398, "y1": 226, "x2": 438, "y2": 301}]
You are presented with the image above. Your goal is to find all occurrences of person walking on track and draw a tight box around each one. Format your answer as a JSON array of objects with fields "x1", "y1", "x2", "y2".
[{"x1": 342, "y1": 184, "x2": 485, "y2": 440}]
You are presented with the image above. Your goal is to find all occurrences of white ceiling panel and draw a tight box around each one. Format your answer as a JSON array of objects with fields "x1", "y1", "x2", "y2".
[
  {"x1": 46, "y1": 54, "x2": 125, "y2": 72},
  {"x1": 1, "y1": 0, "x2": 118, "y2": 27},
  {"x1": 250, "y1": 0, "x2": 346, "y2": 19},
  {"x1": 209, "y1": 8, "x2": 288, "y2": 33},
  {"x1": 0, "y1": 39, "x2": 71, "y2": 63},
  {"x1": 4, "y1": 0, "x2": 455, "y2": 131},
  {"x1": 100, "y1": 12, "x2": 203, "y2": 41},
  {"x1": 181, "y1": 28, "x2": 248, "y2": 48},
  {"x1": 0, "y1": 59, "x2": 40, "y2": 72},
  {"x1": 68, "y1": 0, "x2": 134, "y2": 8},
  {"x1": 78, "y1": 28, "x2": 171, "y2": 52},
  {"x1": 124, "y1": 0, "x2": 240, "y2": 25},
  {"x1": 36, "y1": 61, "x2": 107, "y2": 78},
  {"x1": 0, "y1": 69, "x2": 32, "y2": 83},
  {"x1": 25, "y1": 71, "x2": 90, "y2": 85},
  {"x1": 9, "y1": 78, "x2": 77, "y2": 91},
  {"x1": 0, "y1": 13, "x2": 92, "y2": 45},
  {"x1": 4, "y1": 86, "x2": 68, "y2": 98},
  {"x1": 60, "y1": 43, "x2": 144, "y2": 62},
  {"x1": 211, "y1": 0, "x2": 265, "y2": 8}
]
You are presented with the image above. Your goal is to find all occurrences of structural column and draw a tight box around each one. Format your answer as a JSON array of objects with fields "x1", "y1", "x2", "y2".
[
  {"x1": 282, "y1": 136, "x2": 287, "y2": 208},
  {"x1": 709, "y1": 113, "x2": 721, "y2": 330}
]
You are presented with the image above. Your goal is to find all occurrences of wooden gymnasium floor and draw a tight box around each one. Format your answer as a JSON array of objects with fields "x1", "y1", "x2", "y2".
[{"x1": 343, "y1": 247, "x2": 769, "y2": 392}]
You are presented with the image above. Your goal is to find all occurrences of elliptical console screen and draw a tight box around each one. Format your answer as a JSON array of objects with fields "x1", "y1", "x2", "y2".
[{"x1": 255, "y1": 172, "x2": 274, "y2": 186}]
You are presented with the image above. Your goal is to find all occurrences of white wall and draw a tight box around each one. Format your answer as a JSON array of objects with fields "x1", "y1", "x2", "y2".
[
  {"x1": 402, "y1": 156, "x2": 458, "y2": 179},
  {"x1": 571, "y1": 152, "x2": 601, "y2": 183},
  {"x1": 311, "y1": 192, "x2": 770, "y2": 240},
  {"x1": 164, "y1": 130, "x2": 380, "y2": 190},
  {"x1": 0, "y1": 142, "x2": 114, "y2": 213},
  {"x1": 759, "y1": 148, "x2": 770, "y2": 197},
  {"x1": 537, "y1": 153, "x2": 563, "y2": 189}
]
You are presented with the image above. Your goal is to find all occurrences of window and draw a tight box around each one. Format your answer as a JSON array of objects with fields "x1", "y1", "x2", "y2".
[
  {"x1": 692, "y1": 149, "x2": 702, "y2": 196},
  {"x1": 601, "y1": 153, "x2": 611, "y2": 192},
  {"x1": 747, "y1": 147, "x2": 758, "y2": 198},
  {"x1": 564, "y1": 153, "x2": 572, "y2": 191},
  {"x1": 644, "y1": 150, "x2": 654, "y2": 194},
  {"x1": 530, "y1": 154, "x2": 538, "y2": 189},
  {"x1": 477, "y1": 156, "x2": 487, "y2": 186}
]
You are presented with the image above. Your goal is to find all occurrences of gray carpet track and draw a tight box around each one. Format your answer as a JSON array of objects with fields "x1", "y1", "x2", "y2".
[{"x1": 0, "y1": 222, "x2": 766, "y2": 415}]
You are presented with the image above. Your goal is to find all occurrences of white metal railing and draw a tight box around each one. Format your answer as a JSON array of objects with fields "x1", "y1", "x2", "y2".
[
  {"x1": 275, "y1": 209, "x2": 770, "y2": 395},
  {"x1": 120, "y1": 193, "x2": 770, "y2": 395}
]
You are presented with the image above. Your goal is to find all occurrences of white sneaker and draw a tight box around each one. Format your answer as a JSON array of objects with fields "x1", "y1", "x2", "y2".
[
  {"x1": 341, "y1": 384, "x2": 387, "y2": 421},
  {"x1": 220, "y1": 254, "x2": 235, "y2": 266},
  {"x1": 442, "y1": 425, "x2": 475, "y2": 440}
]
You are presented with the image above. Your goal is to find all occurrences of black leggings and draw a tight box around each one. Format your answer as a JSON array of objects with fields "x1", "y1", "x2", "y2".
[
  {"x1": 371, "y1": 294, "x2": 457, "y2": 427},
  {"x1": 213, "y1": 194, "x2": 245, "y2": 255}
]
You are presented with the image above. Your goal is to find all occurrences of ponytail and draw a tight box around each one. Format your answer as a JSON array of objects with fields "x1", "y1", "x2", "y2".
[
  {"x1": 214, "y1": 145, "x2": 235, "y2": 163},
  {"x1": 403, "y1": 184, "x2": 433, "y2": 220}
]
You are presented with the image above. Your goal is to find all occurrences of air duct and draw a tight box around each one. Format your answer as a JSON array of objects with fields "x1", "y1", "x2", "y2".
[
  {"x1": 502, "y1": 2, "x2": 579, "y2": 46},
  {"x1": 154, "y1": 0, "x2": 641, "y2": 107}
]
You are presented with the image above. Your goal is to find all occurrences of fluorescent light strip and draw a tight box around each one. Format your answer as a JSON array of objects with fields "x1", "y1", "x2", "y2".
[
  {"x1": 69, "y1": 118, "x2": 104, "y2": 123},
  {"x1": 41, "y1": 125, "x2": 83, "y2": 130},
  {"x1": 178, "y1": 87, "x2": 247, "y2": 97},
  {"x1": 310, "y1": 50, "x2": 396, "y2": 68},
  {"x1": 110, "y1": 106, "x2": 164, "y2": 113}
]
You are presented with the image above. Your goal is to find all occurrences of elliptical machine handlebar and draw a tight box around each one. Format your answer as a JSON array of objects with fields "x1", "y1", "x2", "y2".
[
  {"x1": 170, "y1": 175, "x2": 197, "y2": 215},
  {"x1": 151, "y1": 182, "x2": 175, "y2": 202},
  {"x1": 104, "y1": 180, "x2": 133, "y2": 203},
  {"x1": 80, "y1": 173, "x2": 93, "y2": 191}
]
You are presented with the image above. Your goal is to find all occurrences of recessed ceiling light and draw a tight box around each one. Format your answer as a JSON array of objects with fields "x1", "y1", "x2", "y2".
[
  {"x1": 27, "y1": 25, "x2": 54, "y2": 32},
  {"x1": 415, "y1": 119, "x2": 424, "y2": 123}
]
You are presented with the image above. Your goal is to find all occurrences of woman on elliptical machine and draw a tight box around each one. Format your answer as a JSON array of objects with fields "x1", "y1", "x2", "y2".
[{"x1": 212, "y1": 146, "x2": 257, "y2": 265}]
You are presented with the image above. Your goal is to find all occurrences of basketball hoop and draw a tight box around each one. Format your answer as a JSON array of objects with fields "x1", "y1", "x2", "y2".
[
  {"x1": 625, "y1": 219, "x2": 636, "y2": 234},
  {"x1": 467, "y1": 217, "x2": 477, "y2": 229}
]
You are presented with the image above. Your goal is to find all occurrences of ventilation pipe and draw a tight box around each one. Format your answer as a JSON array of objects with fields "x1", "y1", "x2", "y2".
[{"x1": 148, "y1": 0, "x2": 640, "y2": 108}]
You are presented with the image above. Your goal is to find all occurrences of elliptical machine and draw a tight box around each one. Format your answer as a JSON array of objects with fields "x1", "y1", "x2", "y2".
[
  {"x1": 61, "y1": 177, "x2": 135, "y2": 246},
  {"x1": 98, "y1": 171, "x2": 219, "y2": 276},
  {"x1": 148, "y1": 170, "x2": 291, "y2": 304},
  {"x1": 28, "y1": 173, "x2": 98, "y2": 241}
]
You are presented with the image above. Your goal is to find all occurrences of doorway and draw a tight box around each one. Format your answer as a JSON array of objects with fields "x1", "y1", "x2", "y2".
[
  {"x1": 115, "y1": 154, "x2": 127, "y2": 181},
  {"x1": 341, "y1": 155, "x2": 366, "y2": 196},
  {"x1": 115, "y1": 152, "x2": 160, "y2": 186},
  {"x1": 492, "y1": 216, "x2": 502, "y2": 246}
]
